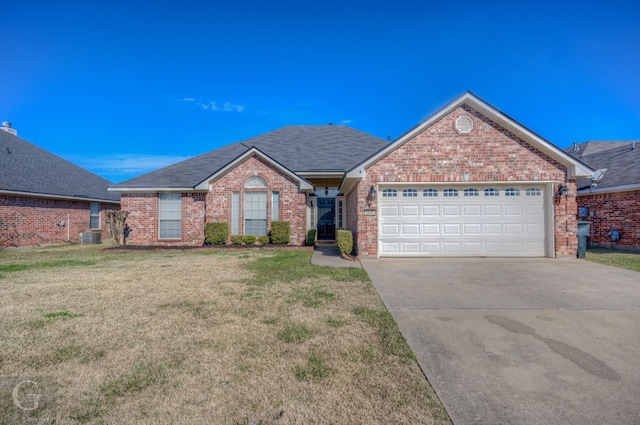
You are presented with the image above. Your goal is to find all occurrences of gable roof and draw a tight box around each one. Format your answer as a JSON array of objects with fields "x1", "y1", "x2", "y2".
[
  {"x1": 0, "y1": 129, "x2": 119, "y2": 202},
  {"x1": 566, "y1": 141, "x2": 640, "y2": 193},
  {"x1": 346, "y1": 91, "x2": 593, "y2": 180},
  {"x1": 111, "y1": 125, "x2": 388, "y2": 191}
]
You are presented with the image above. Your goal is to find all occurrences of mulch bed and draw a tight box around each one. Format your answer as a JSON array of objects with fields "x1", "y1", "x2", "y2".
[{"x1": 101, "y1": 244, "x2": 314, "y2": 253}]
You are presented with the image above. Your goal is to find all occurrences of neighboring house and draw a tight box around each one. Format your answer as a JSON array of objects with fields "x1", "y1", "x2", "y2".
[
  {"x1": 0, "y1": 122, "x2": 120, "y2": 248},
  {"x1": 110, "y1": 92, "x2": 592, "y2": 257},
  {"x1": 566, "y1": 141, "x2": 640, "y2": 250}
]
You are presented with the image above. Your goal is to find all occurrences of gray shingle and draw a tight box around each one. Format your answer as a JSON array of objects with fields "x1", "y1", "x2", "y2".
[
  {"x1": 113, "y1": 125, "x2": 389, "y2": 189},
  {"x1": 566, "y1": 141, "x2": 640, "y2": 191},
  {"x1": 0, "y1": 130, "x2": 119, "y2": 202}
]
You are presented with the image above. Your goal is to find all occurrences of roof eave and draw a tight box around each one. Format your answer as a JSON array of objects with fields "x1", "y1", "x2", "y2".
[
  {"x1": 577, "y1": 183, "x2": 640, "y2": 195},
  {"x1": 1, "y1": 189, "x2": 120, "y2": 203},
  {"x1": 193, "y1": 147, "x2": 314, "y2": 191}
]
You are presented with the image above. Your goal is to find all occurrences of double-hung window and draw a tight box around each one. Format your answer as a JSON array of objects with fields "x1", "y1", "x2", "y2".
[
  {"x1": 159, "y1": 193, "x2": 182, "y2": 239},
  {"x1": 90, "y1": 202, "x2": 100, "y2": 229}
]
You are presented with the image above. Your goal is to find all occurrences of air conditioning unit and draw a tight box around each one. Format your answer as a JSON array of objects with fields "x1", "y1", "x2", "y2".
[{"x1": 80, "y1": 232, "x2": 101, "y2": 244}]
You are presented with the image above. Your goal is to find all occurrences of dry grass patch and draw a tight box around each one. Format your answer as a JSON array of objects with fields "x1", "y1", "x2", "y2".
[{"x1": 0, "y1": 244, "x2": 449, "y2": 424}]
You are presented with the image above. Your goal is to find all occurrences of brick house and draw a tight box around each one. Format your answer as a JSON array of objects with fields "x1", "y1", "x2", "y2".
[
  {"x1": 0, "y1": 122, "x2": 120, "y2": 248},
  {"x1": 567, "y1": 141, "x2": 640, "y2": 250},
  {"x1": 110, "y1": 92, "x2": 592, "y2": 257}
]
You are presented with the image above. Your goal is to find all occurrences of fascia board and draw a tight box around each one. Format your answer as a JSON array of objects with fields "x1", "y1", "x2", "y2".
[
  {"x1": 577, "y1": 183, "x2": 640, "y2": 195},
  {"x1": 108, "y1": 187, "x2": 198, "y2": 193},
  {"x1": 193, "y1": 147, "x2": 313, "y2": 191},
  {"x1": 1, "y1": 189, "x2": 120, "y2": 203}
]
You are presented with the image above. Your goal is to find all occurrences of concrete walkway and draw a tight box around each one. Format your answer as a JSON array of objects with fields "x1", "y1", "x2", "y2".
[
  {"x1": 362, "y1": 257, "x2": 640, "y2": 425},
  {"x1": 311, "y1": 243, "x2": 361, "y2": 268}
]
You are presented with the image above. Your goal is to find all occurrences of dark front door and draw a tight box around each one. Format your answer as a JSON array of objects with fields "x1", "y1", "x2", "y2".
[{"x1": 317, "y1": 198, "x2": 335, "y2": 240}]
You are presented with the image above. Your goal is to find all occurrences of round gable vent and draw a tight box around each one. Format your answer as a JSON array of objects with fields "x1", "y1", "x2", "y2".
[{"x1": 455, "y1": 115, "x2": 473, "y2": 134}]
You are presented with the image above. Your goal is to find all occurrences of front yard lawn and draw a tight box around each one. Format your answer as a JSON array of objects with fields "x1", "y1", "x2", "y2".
[
  {"x1": 0, "y1": 244, "x2": 450, "y2": 424},
  {"x1": 585, "y1": 247, "x2": 640, "y2": 273}
]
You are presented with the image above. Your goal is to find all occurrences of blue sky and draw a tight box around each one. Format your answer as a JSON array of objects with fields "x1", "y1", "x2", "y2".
[{"x1": 2, "y1": 0, "x2": 639, "y2": 183}]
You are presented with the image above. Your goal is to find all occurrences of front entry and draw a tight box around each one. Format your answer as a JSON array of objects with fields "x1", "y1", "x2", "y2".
[{"x1": 317, "y1": 198, "x2": 335, "y2": 240}]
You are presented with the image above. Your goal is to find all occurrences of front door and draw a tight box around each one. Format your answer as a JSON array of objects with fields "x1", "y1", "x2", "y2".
[{"x1": 317, "y1": 198, "x2": 335, "y2": 240}]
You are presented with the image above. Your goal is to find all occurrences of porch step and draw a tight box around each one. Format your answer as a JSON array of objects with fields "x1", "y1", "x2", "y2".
[{"x1": 315, "y1": 240, "x2": 337, "y2": 246}]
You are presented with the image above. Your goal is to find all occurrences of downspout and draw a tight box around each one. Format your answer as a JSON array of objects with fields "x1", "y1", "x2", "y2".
[{"x1": 67, "y1": 213, "x2": 71, "y2": 242}]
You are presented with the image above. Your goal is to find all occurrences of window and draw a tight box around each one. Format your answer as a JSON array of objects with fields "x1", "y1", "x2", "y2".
[
  {"x1": 464, "y1": 188, "x2": 479, "y2": 197},
  {"x1": 505, "y1": 188, "x2": 520, "y2": 196},
  {"x1": 402, "y1": 189, "x2": 417, "y2": 197},
  {"x1": 484, "y1": 188, "x2": 500, "y2": 197},
  {"x1": 423, "y1": 189, "x2": 438, "y2": 197},
  {"x1": 90, "y1": 202, "x2": 100, "y2": 229},
  {"x1": 337, "y1": 199, "x2": 344, "y2": 228},
  {"x1": 244, "y1": 191, "x2": 267, "y2": 236},
  {"x1": 382, "y1": 189, "x2": 397, "y2": 197},
  {"x1": 159, "y1": 193, "x2": 181, "y2": 239},
  {"x1": 443, "y1": 188, "x2": 458, "y2": 197},
  {"x1": 244, "y1": 176, "x2": 267, "y2": 188},
  {"x1": 526, "y1": 188, "x2": 542, "y2": 196},
  {"x1": 231, "y1": 192, "x2": 240, "y2": 234},
  {"x1": 272, "y1": 192, "x2": 280, "y2": 221}
]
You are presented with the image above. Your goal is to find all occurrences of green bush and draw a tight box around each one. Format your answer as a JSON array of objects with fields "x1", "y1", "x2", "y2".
[
  {"x1": 306, "y1": 229, "x2": 316, "y2": 246},
  {"x1": 243, "y1": 235, "x2": 257, "y2": 245},
  {"x1": 230, "y1": 235, "x2": 244, "y2": 245},
  {"x1": 257, "y1": 235, "x2": 270, "y2": 245},
  {"x1": 270, "y1": 221, "x2": 290, "y2": 245},
  {"x1": 205, "y1": 222, "x2": 229, "y2": 245},
  {"x1": 336, "y1": 229, "x2": 353, "y2": 255}
]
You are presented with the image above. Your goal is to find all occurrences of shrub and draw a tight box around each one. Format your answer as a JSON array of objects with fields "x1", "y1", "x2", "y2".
[
  {"x1": 336, "y1": 229, "x2": 353, "y2": 255},
  {"x1": 205, "y1": 222, "x2": 229, "y2": 245},
  {"x1": 230, "y1": 235, "x2": 244, "y2": 245},
  {"x1": 270, "y1": 221, "x2": 290, "y2": 245},
  {"x1": 257, "y1": 235, "x2": 270, "y2": 245},
  {"x1": 306, "y1": 229, "x2": 316, "y2": 246},
  {"x1": 243, "y1": 235, "x2": 257, "y2": 245}
]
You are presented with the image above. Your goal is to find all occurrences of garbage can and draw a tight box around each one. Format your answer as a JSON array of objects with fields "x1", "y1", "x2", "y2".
[{"x1": 577, "y1": 221, "x2": 590, "y2": 259}]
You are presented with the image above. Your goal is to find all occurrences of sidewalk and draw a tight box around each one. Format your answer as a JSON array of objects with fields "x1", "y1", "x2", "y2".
[{"x1": 311, "y1": 243, "x2": 361, "y2": 268}]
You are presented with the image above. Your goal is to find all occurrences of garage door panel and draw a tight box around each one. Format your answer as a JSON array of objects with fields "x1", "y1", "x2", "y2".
[
  {"x1": 401, "y1": 205, "x2": 419, "y2": 216},
  {"x1": 379, "y1": 185, "x2": 546, "y2": 257},
  {"x1": 381, "y1": 206, "x2": 399, "y2": 217},
  {"x1": 401, "y1": 224, "x2": 420, "y2": 235},
  {"x1": 443, "y1": 205, "x2": 460, "y2": 216}
]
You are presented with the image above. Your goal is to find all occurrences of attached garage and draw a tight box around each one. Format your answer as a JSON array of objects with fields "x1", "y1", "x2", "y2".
[{"x1": 378, "y1": 184, "x2": 553, "y2": 257}]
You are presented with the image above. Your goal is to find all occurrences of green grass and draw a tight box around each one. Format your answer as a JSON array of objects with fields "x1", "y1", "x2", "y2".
[
  {"x1": 277, "y1": 323, "x2": 315, "y2": 343},
  {"x1": 43, "y1": 311, "x2": 83, "y2": 319},
  {"x1": 0, "y1": 260, "x2": 96, "y2": 275},
  {"x1": 586, "y1": 247, "x2": 640, "y2": 272},
  {"x1": 293, "y1": 349, "x2": 335, "y2": 382},
  {"x1": 353, "y1": 306, "x2": 417, "y2": 363}
]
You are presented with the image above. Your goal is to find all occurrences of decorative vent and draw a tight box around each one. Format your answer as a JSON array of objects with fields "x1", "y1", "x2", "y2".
[{"x1": 455, "y1": 115, "x2": 473, "y2": 134}]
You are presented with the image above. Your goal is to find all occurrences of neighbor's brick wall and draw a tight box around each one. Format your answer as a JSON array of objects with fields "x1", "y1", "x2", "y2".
[
  {"x1": 352, "y1": 104, "x2": 576, "y2": 257},
  {"x1": 207, "y1": 155, "x2": 307, "y2": 245},
  {"x1": 0, "y1": 195, "x2": 118, "y2": 248},
  {"x1": 120, "y1": 192, "x2": 206, "y2": 246},
  {"x1": 577, "y1": 190, "x2": 640, "y2": 249}
]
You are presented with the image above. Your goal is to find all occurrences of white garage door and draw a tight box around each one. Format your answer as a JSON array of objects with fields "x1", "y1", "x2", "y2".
[{"x1": 378, "y1": 185, "x2": 547, "y2": 257}]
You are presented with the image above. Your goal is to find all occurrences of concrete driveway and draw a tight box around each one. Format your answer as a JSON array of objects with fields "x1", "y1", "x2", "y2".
[{"x1": 361, "y1": 257, "x2": 640, "y2": 425}]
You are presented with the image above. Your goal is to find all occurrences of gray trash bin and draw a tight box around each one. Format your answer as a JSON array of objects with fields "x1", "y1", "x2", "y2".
[{"x1": 577, "y1": 221, "x2": 590, "y2": 259}]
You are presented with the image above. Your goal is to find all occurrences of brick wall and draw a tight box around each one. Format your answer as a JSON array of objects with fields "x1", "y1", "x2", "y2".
[
  {"x1": 121, "y1": 192, "x2": 206, "y2": 246},
  {"x1": 120, "y1": 155, "x2": 307, "y2": 246},
  {"x1": 0, "y1": 195, "x2": 118, "y2": 248},
  {"x1": 577, "y1": 190, "x2": 640, "y2": 249},
  {"x1": 350, "y1": 104, "x2": 576, "y2": 257},
  {"x1": 207, "y1": 155, "x2": 307, "y2": 245}
]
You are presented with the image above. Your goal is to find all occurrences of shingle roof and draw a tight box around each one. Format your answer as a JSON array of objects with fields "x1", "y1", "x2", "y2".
[
  {"x1": 113, "y1": 125, "x2": 389, "y2": 189},
  {"x1": 566, "y1": 141, "x2": 640, "y2": 191},
  {"x1": 0, "y1": 130, "x2": 119, "y2": 202}
]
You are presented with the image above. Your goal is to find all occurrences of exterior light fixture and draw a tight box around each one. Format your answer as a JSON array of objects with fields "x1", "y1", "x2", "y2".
[
  {"x1": 557, "y1": 184, "x2": 570, "y2": 198},
  {"x1": 369, "y1": 185, "x2": 376, "y2": 199}
]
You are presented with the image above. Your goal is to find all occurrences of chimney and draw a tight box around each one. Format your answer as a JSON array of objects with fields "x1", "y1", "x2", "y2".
[{"x1": 1, "y1": 121, "x2": 17, "y2": 136}]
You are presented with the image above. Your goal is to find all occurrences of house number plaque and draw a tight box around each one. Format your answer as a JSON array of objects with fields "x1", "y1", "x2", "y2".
[{"x1": 364, "y1": 209, "x2": 376, "y2": 216}]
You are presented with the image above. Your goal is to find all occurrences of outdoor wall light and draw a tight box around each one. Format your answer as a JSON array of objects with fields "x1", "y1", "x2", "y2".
[
  {"x1": 369, "y1": 186, "x2": 376, "y2": 199},
  {"x1": 557, "y1": 184, "x2": 570, "y2": 198}
]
